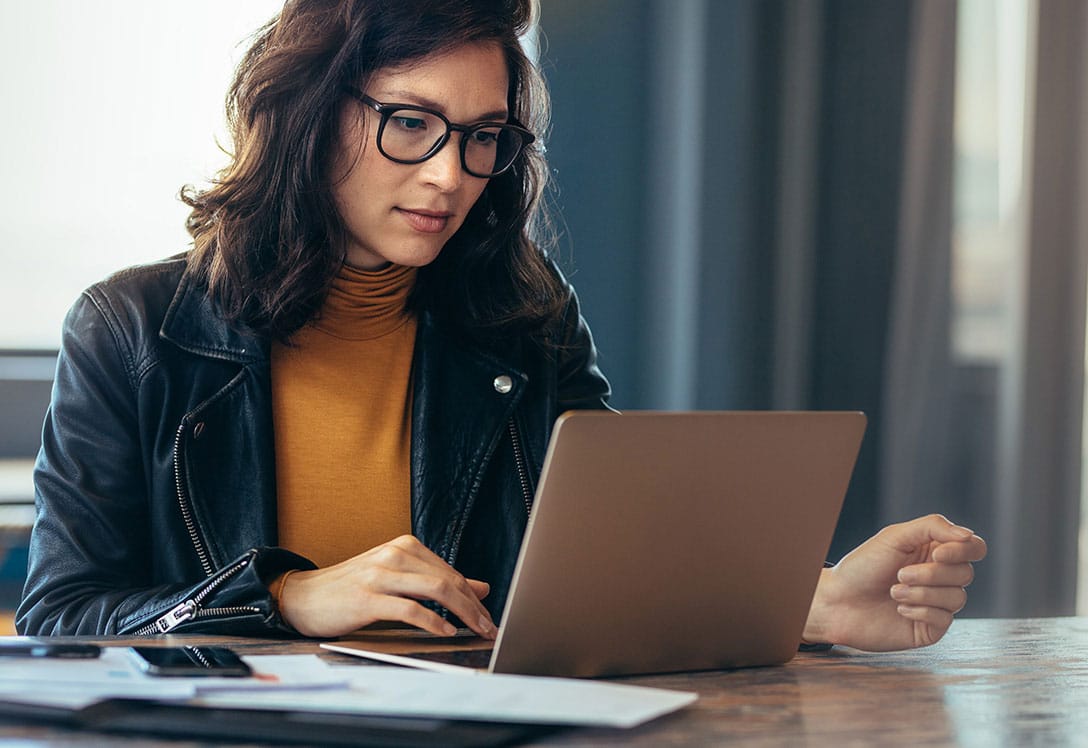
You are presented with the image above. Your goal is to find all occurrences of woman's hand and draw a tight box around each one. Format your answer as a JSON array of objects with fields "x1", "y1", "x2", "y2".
[
  {"x1": 275, "y1": 535, "x2": 496, "y2": 639},
  {"x1": 803, "y1": 514, "x2": 988, "y2": 651}
]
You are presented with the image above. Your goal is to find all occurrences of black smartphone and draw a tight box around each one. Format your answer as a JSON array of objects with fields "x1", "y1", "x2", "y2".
[
  {"x1": 0, "y1": 637, "x2": 101, "y2": 659},
  {"x1": 128, "y1": 646, "x2": 252, "y2": 677}
]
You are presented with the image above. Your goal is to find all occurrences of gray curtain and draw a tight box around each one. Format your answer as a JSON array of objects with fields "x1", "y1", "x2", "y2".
[
  {"x1": 881, "y1": 0, "x2": 1088, "y2": 617},
  {"x1": 877, "y1": 3, "x2": 957, "y2": 534},
  {"x1": 990, "y1": 0, "x2": 1088, "y2": 616}
]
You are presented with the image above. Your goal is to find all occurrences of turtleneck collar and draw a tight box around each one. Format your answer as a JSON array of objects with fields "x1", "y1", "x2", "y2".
[{"x1": 311, "y1": 262, "x2": 418, "y2": 341}]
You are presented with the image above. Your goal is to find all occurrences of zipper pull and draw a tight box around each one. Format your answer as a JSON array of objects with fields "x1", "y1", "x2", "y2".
[{"x1": 152, "y1": 600, "x2": 197, "y2": 633}]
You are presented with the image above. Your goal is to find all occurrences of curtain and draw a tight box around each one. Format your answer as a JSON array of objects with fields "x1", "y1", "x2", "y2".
[
  {"x1": 882, "y1": 0, "x2": 1088, "y2": 617},
  {"x1": 989, "y1": 0, "x2": 1088, "y2": 616},
  {"x1": 877, "y1": 3, "x2": 958, "y2": 537}
]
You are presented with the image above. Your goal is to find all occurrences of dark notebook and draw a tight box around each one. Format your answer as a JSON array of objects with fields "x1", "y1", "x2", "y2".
[{"x1": 0, "y1": 698, "x2": 560, "y2": 747}]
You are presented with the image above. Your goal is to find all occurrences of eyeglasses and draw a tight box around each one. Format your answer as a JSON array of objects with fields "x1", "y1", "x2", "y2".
[{"x1": 345, "y1": 87, "x2": 535, "y2": 178}]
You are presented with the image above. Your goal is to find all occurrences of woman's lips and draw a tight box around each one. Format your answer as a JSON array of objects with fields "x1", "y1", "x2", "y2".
[{"x1": 397, "y1": 208, "x2": 451, "y2": 234}]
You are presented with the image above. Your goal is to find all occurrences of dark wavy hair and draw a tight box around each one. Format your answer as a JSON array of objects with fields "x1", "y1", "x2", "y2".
[{"x1": 182, "y1": 0, "x2": 564, "y2": 343}]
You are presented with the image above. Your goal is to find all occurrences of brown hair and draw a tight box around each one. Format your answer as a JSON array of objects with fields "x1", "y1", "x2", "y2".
[{"x1": 182, "y1": 0, "x2": 564, "y2": 343}]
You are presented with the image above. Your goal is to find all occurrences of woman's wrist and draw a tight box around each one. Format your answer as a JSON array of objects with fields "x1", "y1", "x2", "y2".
[
  {"x1": 270, "y1": 568, "x2": 300, "y2": 609},
  {"x1": 802, "y1": 566, "x2": 836, "y2": 646}
]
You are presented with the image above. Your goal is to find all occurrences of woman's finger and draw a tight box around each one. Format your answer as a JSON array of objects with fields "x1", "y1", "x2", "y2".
[
  {"x1": 931, "y1": 536, "x2": 988, "y2": 564},
  {"x1": 369, "y1": 570, "x2": 496, "y2": 638},
  {"x1": 895, "y1": 603, "x2": 955, "y2": 632},
  {"x1": 360, "y1": 593, "x2": 460, "y2": 637},
  {"x1": 890, "y1": 583, "x2": 968, "y2": 614},
  {"x1": 898, "y1": 561, "x2": 975, "y2": 588}
]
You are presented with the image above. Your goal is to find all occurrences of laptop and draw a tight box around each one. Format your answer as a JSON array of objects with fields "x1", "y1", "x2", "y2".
[{"x1": 324, "y1": 411, "x2": 866, "y2": 678}]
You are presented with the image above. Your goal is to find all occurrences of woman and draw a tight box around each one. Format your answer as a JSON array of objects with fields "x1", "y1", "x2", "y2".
[{"x1": 17, "y1": 0, "x2": 985, "y2": 651}]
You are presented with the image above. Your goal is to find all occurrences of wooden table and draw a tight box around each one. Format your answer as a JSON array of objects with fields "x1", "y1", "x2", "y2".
[{"x1": 2, "y1": 617, "x2": 1085, "y2": 745}]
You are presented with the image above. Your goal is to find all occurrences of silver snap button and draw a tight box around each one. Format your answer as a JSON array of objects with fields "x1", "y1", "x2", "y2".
[
  {"x1": 493, "y1": 375, "x2": 513, "y2": 394},
  {"x1": 193, "y1": 422, "x2": 206, "y2": 439}
]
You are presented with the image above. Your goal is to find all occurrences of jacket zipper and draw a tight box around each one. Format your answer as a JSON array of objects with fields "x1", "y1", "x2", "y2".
[
  {"x1": 507, "y1": 417, "x2": 534, "y2": 516},
  {"x1": 434, "y1": 415, "x2": 532, "y2": 625},
  {"x1": 131, "y1": 419, "x2": 261, "y2": 635},
  {"x1": 446, "y1": 415, "x2": 534, "y2": 570},
  {"x1": 133, "y1": 554, "x2": 259, "y2": 635},
  {"x1": 174, "y1": 419, "x2": 214, "y2": 577}
]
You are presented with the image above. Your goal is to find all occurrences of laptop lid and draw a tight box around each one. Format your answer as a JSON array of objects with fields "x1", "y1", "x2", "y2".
[{"x1": 488, "y1": 410, "x2": 866, "y2": 678}]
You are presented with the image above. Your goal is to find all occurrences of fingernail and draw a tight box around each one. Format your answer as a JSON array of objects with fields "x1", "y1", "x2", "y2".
[
  {"x1": 442, "y1": 622, "x2": 457, "y2": 636},
  {"x1": 479, "y1": 616, "x2": 497, "y2": 639},
  {"x1": 891, "y1": 584, "x2": 910, "y2": 600},
  {"x1": 898, "y1": 568, "x2": 918, "y2": 584},
  {"x1": 953, "y1": 525, "x2": 974, "y2": 538}
]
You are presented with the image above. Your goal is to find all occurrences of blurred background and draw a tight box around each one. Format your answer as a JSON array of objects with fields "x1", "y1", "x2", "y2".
[{"x1": 1, "y1": 0, "x2": 1086, "y2": 631}]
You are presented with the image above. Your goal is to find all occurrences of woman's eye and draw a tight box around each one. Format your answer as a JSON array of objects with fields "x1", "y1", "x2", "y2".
[
  {"x1": 391, "y1": 115, "x2": 427, "y2": 131},
  {"x1": 471, "y1": 130, "x2": 499, "y2": 145}
]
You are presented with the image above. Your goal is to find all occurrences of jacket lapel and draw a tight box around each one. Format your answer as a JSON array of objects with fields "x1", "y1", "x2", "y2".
[{"x1": 159, "y1": 270, "x2": 277, "y2": 568}]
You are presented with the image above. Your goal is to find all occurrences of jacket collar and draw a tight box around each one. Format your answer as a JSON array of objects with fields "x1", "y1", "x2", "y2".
[
  {"x1": 160, "y1": 267, "x2": 269, "y2": 364},
  {"x1": 158, "y1": 264, "x2": 532, "y2": 378}
]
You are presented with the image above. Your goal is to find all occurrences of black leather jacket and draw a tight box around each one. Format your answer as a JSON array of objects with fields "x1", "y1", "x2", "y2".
[{"x1": 16, "y1": 256, "x2": 610, "y2": 636}]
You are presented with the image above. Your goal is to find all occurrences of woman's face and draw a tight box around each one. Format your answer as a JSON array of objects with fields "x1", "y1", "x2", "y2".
[{"x1": 331, "y1": 41, "x2": 510, "y2": 270}]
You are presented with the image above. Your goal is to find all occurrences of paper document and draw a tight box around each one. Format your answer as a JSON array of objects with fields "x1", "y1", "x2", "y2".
[{"x1": 199, "y1": 663, "x2": 697, "y2": 728}]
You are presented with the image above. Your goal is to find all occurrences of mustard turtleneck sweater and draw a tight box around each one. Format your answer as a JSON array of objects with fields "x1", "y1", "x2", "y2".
[{"x1": 271, "y1": 262, "x2": 418, "y2": 569}]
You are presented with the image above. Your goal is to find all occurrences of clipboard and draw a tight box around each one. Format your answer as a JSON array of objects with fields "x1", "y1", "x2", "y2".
[{"x1": 0, "y1": 697, "x2": 558, "y2": 746}]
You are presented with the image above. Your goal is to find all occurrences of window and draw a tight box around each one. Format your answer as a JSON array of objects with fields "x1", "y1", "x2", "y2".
[
  {"x1": 951, "y1": 0, "x2": 1031, "y2": 364},
  {"x1": 0, "y1": 2, "x2": 283, "y2": 349}
]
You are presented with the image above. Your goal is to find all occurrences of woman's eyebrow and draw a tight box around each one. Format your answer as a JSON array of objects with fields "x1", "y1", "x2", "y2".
[{"x1": 381, "y1": 90, "x2": 509, "y2": 122}]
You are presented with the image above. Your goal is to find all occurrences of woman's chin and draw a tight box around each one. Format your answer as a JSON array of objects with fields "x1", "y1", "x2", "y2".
[{"x1": 345, "y1": 243, "x2": 445, "y2": 271}]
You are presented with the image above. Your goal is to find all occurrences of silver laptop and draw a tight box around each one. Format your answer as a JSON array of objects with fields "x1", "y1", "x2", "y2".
[{"x1": 326, "y1": 411, "x2": 866, "y2": 678}]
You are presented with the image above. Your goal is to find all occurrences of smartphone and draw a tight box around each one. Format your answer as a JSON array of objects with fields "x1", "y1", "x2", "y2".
[
  {"x1": 0, "y1": 637, "x2": 101, "y2": 659},
  {"x1": 128, "y1": 646, "x2": 252, "y2": 677}
]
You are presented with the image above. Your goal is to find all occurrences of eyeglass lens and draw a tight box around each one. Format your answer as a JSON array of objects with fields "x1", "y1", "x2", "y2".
[{"x1": 380, "y1": 108, "x2": 526, "y2": 176}]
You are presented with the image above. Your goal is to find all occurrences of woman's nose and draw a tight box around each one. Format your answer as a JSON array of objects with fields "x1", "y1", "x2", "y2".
[{"x1": 418, "y1": 137, "x2": 467, "y2": 191}]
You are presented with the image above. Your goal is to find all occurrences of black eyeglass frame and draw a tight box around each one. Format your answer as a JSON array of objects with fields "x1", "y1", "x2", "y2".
[{"x1": 345, "y1": 86, "x2": 536, "y2": 178}]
